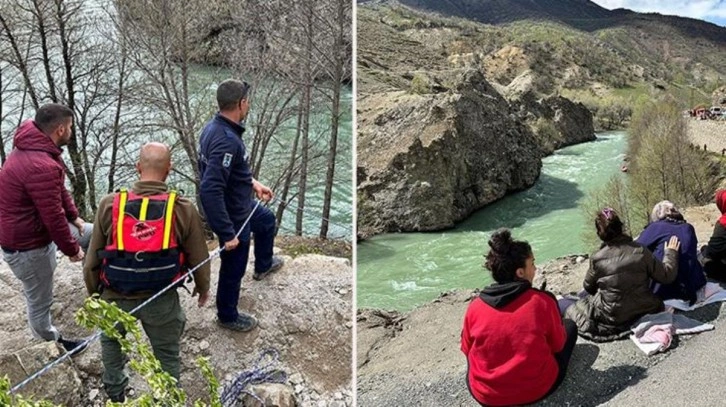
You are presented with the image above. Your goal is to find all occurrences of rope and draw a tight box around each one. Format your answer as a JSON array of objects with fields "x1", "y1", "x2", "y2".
[
  {"x1": 220, "y1": 349, "x2": 288, "y2": 407},
  {"x1": 9, "y1": 193, "x2": 350, "y2": 394},
  {"x1": 10, "y1": 201, "x2": 261, "y2": 394}
]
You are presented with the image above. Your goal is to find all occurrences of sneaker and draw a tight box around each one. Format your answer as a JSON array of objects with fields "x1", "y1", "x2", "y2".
[
  {"x1": 57, "y1": 336, "x2": 89, "y2": 355},
  {"x1": 217, "y1": 313, "x2": 258, "y2": 332},
  {"x1": 253, "y1": 256, "x2": 284, "y2": 281}
]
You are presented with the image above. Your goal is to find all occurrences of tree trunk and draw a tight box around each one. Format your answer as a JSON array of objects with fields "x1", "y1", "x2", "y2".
[
  {"x1": 0, "y1": 66, "x2": 5, "y2": 164},
  {"x1": 320, "y1": 0, "x2": 346, "y2": 239},
  {"x1": 56, "y1": 0, "x2": 88, "y2": 218},
  {"x1": 276, "y1": 98, "x2": 304, "y2": 227}
]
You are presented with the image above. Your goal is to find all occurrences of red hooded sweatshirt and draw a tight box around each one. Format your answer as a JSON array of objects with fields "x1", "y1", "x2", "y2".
[
  {"x1": 461, "y1": 281, "x2": 566, "y2": 406},
  {"x1": 0, "y1": 120, "x2": 80, "y2": 256}
]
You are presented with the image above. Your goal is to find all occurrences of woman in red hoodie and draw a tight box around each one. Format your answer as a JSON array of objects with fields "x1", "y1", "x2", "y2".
[{"x1": 461, "y1": 229, "x2": 577, "y2": 406}]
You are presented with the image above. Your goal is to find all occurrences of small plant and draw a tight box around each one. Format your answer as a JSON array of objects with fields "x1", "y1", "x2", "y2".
[
  {"x1": 75, "y1": 296, "x2": 222, "y2": 406},
  {"x1": 409, "y1": 73, "x2": 431, "y2": 94},
  {"x1": 0, "y1": 296, "x2": 223, "y2": 406}
]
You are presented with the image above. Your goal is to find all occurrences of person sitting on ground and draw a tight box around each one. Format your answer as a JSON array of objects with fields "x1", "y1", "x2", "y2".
[
  {"x1": 461, "y1": 229, "x2": 577, "y2": 406},
  {"x1": 566, "y1": 208, "x2": 680, "y2": 341},
  {"x1": 83, "y1": 142, "x2": 211, "y2": 403},
  {"x1": 699, "y1": 189, "x2": 726, "y2": 282},
  {"x1": 636, "y1": 201, "x2": 706, "y2": 304}
]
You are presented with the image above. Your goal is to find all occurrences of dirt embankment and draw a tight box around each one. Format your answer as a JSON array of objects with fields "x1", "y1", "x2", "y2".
[
  {"x1": 1, "y1": 240, "x2": 353, "y2": 407},
  {"x1": 357, "y1": 203, "x2": 726, "y2": 407},
  {"x1": 687, "y1": 120, "x2": 726, "y2": 154}
]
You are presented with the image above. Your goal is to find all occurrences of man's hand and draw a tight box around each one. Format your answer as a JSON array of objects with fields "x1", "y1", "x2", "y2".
[
  {"x1": 224, "y1": 237, "x2": 239, "y2": 251},
  {"x1": 72, "y1": 217, "x2": 86, "y2": 236},
  {"x1": 196, "y1": 290, "x2": 210, "y2": 307},
  {"x1": 69, "y1": 248, "x2": 85, "y2": 262},
  {"x1": 252, "y1": 179, "x2": 274, "y2": 202}
]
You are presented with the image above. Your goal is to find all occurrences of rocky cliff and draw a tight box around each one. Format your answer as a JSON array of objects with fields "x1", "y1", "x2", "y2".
[
  {"x1": 508, "y1": 88, "x2": 596, "y2": 154},
  {"x1": 357, "y1": 70, "x2": 542, "y2": 237}
]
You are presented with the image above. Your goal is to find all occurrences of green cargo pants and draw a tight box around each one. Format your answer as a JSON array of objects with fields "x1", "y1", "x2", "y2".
[{"x1": 101, "y1": 290, "x2": 186, "y2": 399}]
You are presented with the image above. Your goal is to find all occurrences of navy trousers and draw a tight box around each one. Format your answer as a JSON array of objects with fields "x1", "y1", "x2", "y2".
[{"x1": 216, "y1": 203, "x2": 276, "y2": 323}]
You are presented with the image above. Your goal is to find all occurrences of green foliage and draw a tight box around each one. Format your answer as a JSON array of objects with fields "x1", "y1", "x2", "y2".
[
  {"x1": 580, "y1": 175, "x2": 634, "y2": 252},
  {"x1": 0, "y1": 296, "x2": 225, "y2": 406},
  {"x1": 0, "y1": 376, "x2": 59, "y2": 407},
  {"x1": 409, "y1": 73, "x2": 432, "y2": 94},
  {"x1": 627, "y1": 99, "x2": 714, "y2": 218}
]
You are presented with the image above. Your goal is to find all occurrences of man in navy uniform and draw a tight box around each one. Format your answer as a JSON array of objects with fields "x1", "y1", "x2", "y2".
[{"x1": 198, "y1": 79, "x2": 283, "y2": 332}]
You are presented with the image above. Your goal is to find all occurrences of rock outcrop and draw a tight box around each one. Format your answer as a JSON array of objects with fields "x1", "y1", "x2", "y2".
[
  {"x1": 0, "y1": 250, "x2": 353, "y2": 406},
  {"x1": 503, "y1": 75, "x2": 596, "y2": 155},
  {"x1": 357, "y1": 70, "x2": 543, "y2": 237}
]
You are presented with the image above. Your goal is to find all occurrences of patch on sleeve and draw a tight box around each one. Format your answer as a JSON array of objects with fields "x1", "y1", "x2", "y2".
[{"x1": 222, "y1": 153, "x2": 233, "y2": 168}]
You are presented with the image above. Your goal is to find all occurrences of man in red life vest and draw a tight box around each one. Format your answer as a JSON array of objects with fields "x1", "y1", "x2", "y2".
[{"x1": 83, "y1": 142, "x2": 211, "y2": 402}]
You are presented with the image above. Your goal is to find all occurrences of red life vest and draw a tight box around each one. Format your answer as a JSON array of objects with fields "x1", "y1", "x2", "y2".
[{"x1": 99, "y1": 189, "x2": 186, "y2": 294}]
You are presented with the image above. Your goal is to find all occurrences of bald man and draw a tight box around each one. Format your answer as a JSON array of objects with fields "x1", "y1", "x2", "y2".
[{"x1": 83, "y1": 142, "x2": 211, "y2": 402}]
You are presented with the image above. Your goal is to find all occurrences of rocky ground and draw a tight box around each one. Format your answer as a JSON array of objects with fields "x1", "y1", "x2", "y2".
[
  {"x1": 357, "y1": 203, "x2": 726, "y2": 407},
  {"x1": 0, "y1": 238, "x2": 353, "y2": 406}
]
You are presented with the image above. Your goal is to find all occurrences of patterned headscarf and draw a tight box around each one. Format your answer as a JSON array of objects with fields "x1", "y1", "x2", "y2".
[{"x1": 650, "y1": 200, "x2": 682, "y2": 223}]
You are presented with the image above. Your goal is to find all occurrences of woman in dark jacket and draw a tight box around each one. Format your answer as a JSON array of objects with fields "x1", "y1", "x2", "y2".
[
  {"x1": 701, "y1": 190, "x2": 726, "y2": 281},
  {"x1": 565, "y1": 208, "x2": 680, "y2": 341},
  {"x1": 636, "y1": 201, "x2": 706, "y2": 304},
  {"x1": 461, "y1": 229, "x2": 577, "y2": 406}
]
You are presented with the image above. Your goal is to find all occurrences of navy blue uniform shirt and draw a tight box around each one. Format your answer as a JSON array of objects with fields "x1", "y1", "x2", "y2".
[{"x1": 198, "y1": 113, "x2": 254, "y2": 242}]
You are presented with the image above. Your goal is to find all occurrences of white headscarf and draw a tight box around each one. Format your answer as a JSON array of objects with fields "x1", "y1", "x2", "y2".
[{"x1": 650, "y1": 200, "x2": 681, "y2": 223}]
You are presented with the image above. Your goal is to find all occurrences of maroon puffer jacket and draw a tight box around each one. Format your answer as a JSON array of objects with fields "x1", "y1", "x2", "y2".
[{"x1": 0, "y1": 120, "x2": 80, "y2": 256}]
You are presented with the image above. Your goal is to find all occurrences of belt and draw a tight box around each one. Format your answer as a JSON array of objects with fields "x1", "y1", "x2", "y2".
[{"x1": 1, "y1": 246, "x2": 33, "y2": 254}]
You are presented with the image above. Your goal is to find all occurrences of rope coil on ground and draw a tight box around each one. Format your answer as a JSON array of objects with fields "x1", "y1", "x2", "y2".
[{"x1": 220, "y1": 349, "x2": 288, "y2": 407}]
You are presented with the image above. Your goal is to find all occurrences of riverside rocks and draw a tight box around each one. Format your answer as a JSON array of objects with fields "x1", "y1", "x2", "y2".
[{"x1": 357, "y1": 69, "x2": 543, "y2": 237}]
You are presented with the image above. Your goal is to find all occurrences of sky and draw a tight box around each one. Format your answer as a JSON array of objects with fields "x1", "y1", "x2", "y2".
[{"x1": 591, "y1": 0, "x2": 726, "y2": 27}]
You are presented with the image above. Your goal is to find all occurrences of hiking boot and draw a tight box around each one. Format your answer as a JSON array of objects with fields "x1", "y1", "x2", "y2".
[
  {"x1": 217, "y1": 313, "x2": 258, "y2": 332},
  {"x1": 253, "y1": 256, "x2": 284, "y2": 281},
  {"x1": 109, "y1": 393, "x2": 126, "y2": 403},
  {"x1": 57, "y1": 336, "x2": 89, "y2": 355}
]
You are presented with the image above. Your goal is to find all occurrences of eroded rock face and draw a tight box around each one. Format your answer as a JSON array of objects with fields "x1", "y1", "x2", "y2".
[
  {"x1": 357, "y1": 70, "x2": 542, "y2": 237},
  {"x1": 510, "y1": 90, "x2": 596, "y2": 155}
]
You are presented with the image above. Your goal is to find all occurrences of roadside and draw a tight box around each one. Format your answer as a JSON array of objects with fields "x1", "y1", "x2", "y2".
[{"x1": 357, "y1": 203, "x2": 726, "y2": 406}]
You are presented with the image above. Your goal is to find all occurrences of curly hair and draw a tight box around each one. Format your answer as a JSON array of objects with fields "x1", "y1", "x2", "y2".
[{"x1": 485, "y1": 228, "x2": 532, "y2": 283}]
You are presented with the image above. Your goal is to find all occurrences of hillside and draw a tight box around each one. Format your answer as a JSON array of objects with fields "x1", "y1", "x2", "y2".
[{"x1": 358, "y1": 1, "x2": 726, "y2": 128}]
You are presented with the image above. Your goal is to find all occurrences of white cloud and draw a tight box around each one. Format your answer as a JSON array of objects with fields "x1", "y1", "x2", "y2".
[{"x1": 591, "y1": 0, "x2": 726, "y2": 23}]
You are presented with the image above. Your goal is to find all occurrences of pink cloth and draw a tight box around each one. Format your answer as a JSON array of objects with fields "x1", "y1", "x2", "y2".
[{"x1": 639, "y1": 323, "x2": 674, "y2": 351}]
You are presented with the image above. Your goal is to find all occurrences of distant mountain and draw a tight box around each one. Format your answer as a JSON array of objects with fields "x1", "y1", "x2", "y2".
[{"x1": 394, "y1": 0, "x2": 726, "y2": 42}]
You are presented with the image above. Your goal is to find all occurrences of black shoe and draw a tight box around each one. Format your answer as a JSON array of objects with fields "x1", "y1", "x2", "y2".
[
  {"x1": 217, "y1": 313, "x2": 258, "y2": 332},
  {"x1": 57, "y1": 336, "x2": 88, "y2": 355},
  {"x1": 253, "y1": 256, "x2": 284, "y2": 281},
  {"x1": 109, "y1": 393, "x2": 126, "y2": 403}
]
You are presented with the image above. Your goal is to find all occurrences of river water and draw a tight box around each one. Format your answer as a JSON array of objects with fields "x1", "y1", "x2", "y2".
[{"x1": 356, "y1": 131, "x2": 627, "y2": 311}]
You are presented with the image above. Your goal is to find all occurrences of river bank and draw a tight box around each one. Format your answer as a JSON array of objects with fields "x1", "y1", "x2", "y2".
[
  {"x1": 357, "y1": 203, "x2": 725, "y2": 406},
  {"x1": 357, "y1": 131, "x2": 627, "y2": 311}
]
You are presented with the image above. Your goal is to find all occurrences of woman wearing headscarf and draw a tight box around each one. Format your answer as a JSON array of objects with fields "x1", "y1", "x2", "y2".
[
  {"x1": 701, "y1": 190, "x2": 726, "y2": 281},
  {"x1": 566, "y1": 208, "x2": 680, "y2": 341},
  {"x1": 636, "y1": 200, "x2": 706, "y2": 304}
]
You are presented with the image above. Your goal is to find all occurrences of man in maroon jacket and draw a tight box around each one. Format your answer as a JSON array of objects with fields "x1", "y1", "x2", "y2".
[{"x1": 0, "y1": 103, "x2": 93, "y2": 354}]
